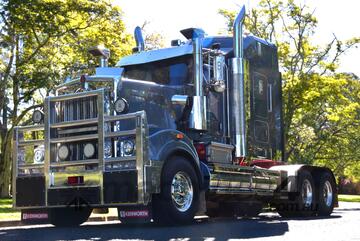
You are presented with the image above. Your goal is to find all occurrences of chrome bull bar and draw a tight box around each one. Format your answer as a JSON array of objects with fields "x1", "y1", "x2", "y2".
[{"x1": 13, "y1": 89, "x2": 151, "y2": 208}]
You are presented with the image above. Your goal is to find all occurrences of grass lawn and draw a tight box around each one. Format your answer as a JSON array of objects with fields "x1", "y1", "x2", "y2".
[
  {"x1": 0, "y1": 199, "x2": 20, "y2": 221},
  {"x1": 338, "y1": 194, "x2": 360, "y2": 202}
]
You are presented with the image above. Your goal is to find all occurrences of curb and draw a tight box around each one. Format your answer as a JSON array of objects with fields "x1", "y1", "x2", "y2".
[{"x1": 0, "y1": 216, "x2": 119, "y2": 228}]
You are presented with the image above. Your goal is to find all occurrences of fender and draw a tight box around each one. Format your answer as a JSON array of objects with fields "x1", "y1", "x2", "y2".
[
  {"x1": 270, "y1": 164, "x2": 337, "y2": 193},
  {"x1": 148, "y1": 129, "x2": 205, "y2": 189}
]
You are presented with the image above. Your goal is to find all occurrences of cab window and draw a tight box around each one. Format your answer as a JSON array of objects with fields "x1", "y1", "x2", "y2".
[{"x1": 123, "y1": 56, "x2": 193, "y2": 86}]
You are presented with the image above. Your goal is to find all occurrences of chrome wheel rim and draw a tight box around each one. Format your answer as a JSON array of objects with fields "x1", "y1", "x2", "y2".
[
  {"x1": 171, "y1": 171, "x2": 193, "y2": 212},
  {"x1": 301, "y1": 179, "x2": 313, "y2": 208},
  {"x1": 323, "y1": 181, "x2": 333, "y2": 207}
]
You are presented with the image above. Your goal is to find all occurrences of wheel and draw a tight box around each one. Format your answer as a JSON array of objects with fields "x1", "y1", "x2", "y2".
[
  {"x1": 277, "y1": 170, "x2": 315, "y2": 217},
  {"x1": 49, "y1": 207, "x2": 92, "y2": 227},
  {"x1": 152, "y1": 156, "x2": 199, "y2": 224},
  {"x1": 316, "y1": 172, "x2": 336, "y2": 216}
]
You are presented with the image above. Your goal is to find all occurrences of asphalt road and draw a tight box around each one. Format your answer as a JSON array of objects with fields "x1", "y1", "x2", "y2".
[{"x1": 0, "y1": 202, "x2": 359, "y2": 241}]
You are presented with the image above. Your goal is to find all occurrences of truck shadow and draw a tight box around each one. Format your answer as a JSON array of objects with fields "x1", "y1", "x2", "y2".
[
  {"x1": 0, "y1": 217, "x2": 288, "y2": 241},
  {"x1": 0, "y1": 214, "x2": 343, "y2": 241}
]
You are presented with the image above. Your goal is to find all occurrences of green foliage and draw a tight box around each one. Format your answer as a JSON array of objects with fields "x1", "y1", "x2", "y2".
[{"x1": 219, "y1": 0, "x2": 360, "y2": 179}]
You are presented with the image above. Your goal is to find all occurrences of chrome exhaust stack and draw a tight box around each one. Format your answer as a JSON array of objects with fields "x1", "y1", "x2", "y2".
[
  {"x1": 181, "y1": 28, "x2": 207, "y2": 131},
  {"x1": 230, "y1": 6, "x2": 246, "y2": 158},
  {"x1": 134, "y1": 26, "x2": 145, "y2": 52}
]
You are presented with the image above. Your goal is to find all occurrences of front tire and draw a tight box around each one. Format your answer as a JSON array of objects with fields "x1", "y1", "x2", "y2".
[
  {"x1": 49, "y1": 207, "x2": 92, "y2": 227},
  {"x1": 152, "y1": 156, "x2": 199, "y2": 224}
]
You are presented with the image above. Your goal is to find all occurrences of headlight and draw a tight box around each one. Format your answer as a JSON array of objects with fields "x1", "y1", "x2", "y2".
[
  {"x1": 58, "y1": 145, "x2": 70, "y2": 161},
  {"x1": 32, "y1": 110, "x2": 44, "y2": 124},
  {"x1": 121, "y1": 140, "x2": 135, "y2": 156},
  {"x1": 34, "y1": 145, "x2": 45, "y2": 164},
  {"x1": 114, "y1": 98, "x2": 129, "y2": 114},
  {"x1": 84, "y1": 143, "x2": 95, "y2": 159}
]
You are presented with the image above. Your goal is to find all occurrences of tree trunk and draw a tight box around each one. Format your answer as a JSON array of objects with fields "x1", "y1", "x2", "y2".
[{"x1": 0, "y1": 133, "x2": 13, "y2": 198}]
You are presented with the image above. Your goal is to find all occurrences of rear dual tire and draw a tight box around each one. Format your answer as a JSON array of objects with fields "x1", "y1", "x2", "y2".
[
  {"x1": 316, "y1": 172, "x2": 336, "y2": 216},
  {"x1": 277, "y1": 170, "x2": 336, "y2": 217}
]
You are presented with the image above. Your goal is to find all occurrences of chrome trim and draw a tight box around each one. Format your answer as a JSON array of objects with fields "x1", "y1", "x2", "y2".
[
  {"x1": 50, "y1": 89, "x2": 102, "y2": 102},
  {"x1": 18, "y1": 140, "x2": 44, "y2": 147},
  {"x1": 50, "y1": 118, "x2": 98, "y2": 128},
  {"x1": 189, "y1": 96, "x2": 207, "y2": 130},
  {"x1": 268, "y1": 84, "x2": 273, "y2": 112},
  {"x1": 18, "y1": 163, "x2": 44, "y2": 169},
  {"x1": 50, "y1": 134, "x2": 98, "y2": 144},
  {"x1": 171, "y1": 171, "x2": 194, "y2": 212},
  {"x1": 48, "y1": 185, "x2": 101, "y2": 190},
  {"x1": 105, "y1": 130, "x2": 136, "y2": 138},
  {"x1": 97, "y1": 90, "x2": 105, "y2": 204},
  {"x1": 231, "y1": 5, "x2": 247, "y2": 158},
  {"x1": 58, "y1": 126, "x2": 98, "y2": 135},
  {"x1": 233, "y1": 6, "x2": 246, "y2": 58},
  {"x1": 13, "y1": 89, "x2": 154, "y2": 209},
  {"x1": 44, "y1": 97, "x2": 51, "y2": 205},
  {"x1": 189, "y1": 30, "x2": 207, "y2": 131},
  {"x1": 50, "y1": 134, "x2": 100, "y2": 144},
  {"x1": 171, "y1": 95, "x2": 188, "y2": 105},
  {"x1": 16, "y1": 125, "x2": 44, "y2": 131},
  {"x1": 105, "y1": 112, "x2": 139, "y2": 121},
  {"x1": 50, "y1": 159, "x2": 99, "y2": 168},
  {"x1": 105, "y1": 156, "x2": 136, "y2": 164}
]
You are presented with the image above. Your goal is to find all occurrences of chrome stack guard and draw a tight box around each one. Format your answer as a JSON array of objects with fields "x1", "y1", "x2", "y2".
[{"x1": 13, "y1": 89, "x2": 153, "y2": 208}]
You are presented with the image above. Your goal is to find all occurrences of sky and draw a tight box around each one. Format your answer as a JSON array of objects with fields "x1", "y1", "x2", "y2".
[{"x1": 114, "y1": 0, "x2": 360, "y2": 76}]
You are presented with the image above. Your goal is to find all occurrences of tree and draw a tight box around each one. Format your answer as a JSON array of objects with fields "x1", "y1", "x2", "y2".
[
  {"x1": 219, "y1": 0, "x2": 360, "y2": 178},
  {"x1": 141, "y1": 20, "x2": 165, "y2": 50},
  {"x1": 0, "y1": 0, "x2": 133, "y2": 197}
]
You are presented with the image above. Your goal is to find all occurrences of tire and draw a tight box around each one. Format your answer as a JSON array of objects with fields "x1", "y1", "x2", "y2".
[
  {"x1": 49, "y1": 207, "x2": 92, "y2": 227},
  {"x1": 152, "y1": 156, "x2": 199, "y2": 224},
  {"x1": 316, "y1": 172, "x2": 336, "y2": 216},
  {"x1": 277, "y1": 170, "x2": 316, "y2": 217}
]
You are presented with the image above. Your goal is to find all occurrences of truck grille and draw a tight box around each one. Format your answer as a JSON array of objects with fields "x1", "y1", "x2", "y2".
[{"x1": 51, "y1": 96, "x2": 98, "y2": 123}]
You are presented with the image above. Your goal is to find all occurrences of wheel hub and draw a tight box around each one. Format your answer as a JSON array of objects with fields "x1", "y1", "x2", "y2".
[
  {"x1": 171, "y1": 171, "x2": 193, "y2": 212},
  {"x1": 301, "y1": 179, "x2": 313, "y2": 208},
  {"x1": 323, "y1": 180, "x2": 333, "y2": 207}
]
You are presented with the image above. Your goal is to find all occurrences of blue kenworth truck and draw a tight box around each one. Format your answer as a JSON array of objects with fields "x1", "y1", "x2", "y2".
[{"x1": 13, "y1": 6, "x2": 336, "y2": 226}]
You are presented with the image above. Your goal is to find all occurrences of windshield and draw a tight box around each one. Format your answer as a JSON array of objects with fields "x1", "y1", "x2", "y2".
[{"x1": 123, "y1": 56, "x2": 193, "y2": 86}]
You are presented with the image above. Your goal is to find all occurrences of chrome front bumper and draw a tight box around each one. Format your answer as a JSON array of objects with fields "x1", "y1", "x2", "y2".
[{"x1": 13, "y1": 89, "x2": 160, "y2": 209}]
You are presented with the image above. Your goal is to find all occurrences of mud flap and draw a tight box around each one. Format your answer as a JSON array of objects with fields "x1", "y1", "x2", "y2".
[
  {"x1": 117, "y1": 206, "x2": 152, "y2": 224},
  {"x1": 21, "y1": 209, "x2": 49, "y2": 224}
]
